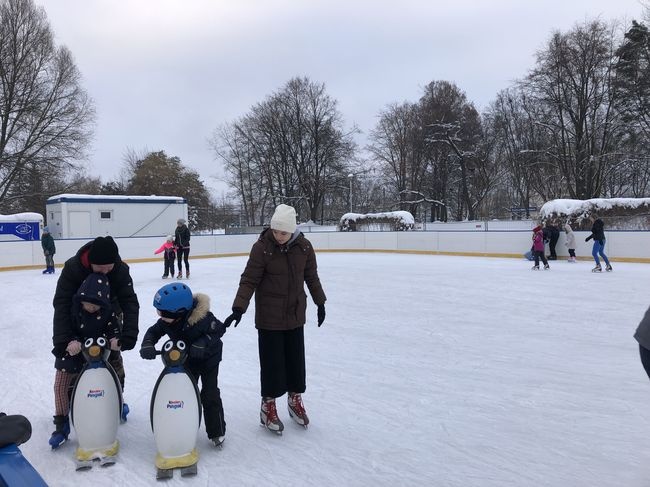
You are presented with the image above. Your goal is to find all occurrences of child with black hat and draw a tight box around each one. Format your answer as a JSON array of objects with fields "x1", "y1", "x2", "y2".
[
  {"x1": 49, "y1": 273, "x2": 121, "y2": 448},
  {"x1": 140, "y1": 282, "x2": 228, "y2": 447}
]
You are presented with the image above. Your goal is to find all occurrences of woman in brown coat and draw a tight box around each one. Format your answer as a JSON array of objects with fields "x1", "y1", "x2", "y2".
[{"x1": 224, "y1": 204, "x2": 326, "y2": 434}]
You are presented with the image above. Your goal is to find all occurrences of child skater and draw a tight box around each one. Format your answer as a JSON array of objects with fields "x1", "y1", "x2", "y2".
[
  {"x1": 531, "y1": 225, "x2": 550, "y2": 270},
  {"x1": 564, "y1": 223, "x2": 577, "y2": 262},
  {"x1": 49, "y1": 273, "x2": 121, "y2": 448},
  {"x1": 154, "y1": 235, "x2": 177, "y2": 279},
  {"x1": 139, "y1": 282, "x2": 228, "y2": 447}
]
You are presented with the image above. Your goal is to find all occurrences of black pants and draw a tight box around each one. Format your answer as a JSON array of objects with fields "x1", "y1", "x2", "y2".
[
  {"x1": 549, "y1": 237, "x2": 559, "y2": 259},
  {"x1": 258, "y1": 327, "x2": 306, "y2": 398},
  {"x1": 177, "y1": 248, "x2": 190, "y2": 273},
  {"x1": 568, "y1": 249, "x2": 576, "y2": 258},
  {"x1": 163, "y1": 254, "x2": 175, "y2": 276},
  {"x1": 533, "y1": 250, "x2": 548, "y2": 267},
  {"x1": 640, "y1": 344, "x2": 650, "y2": 381},
  {"x1": 188, "y1": 362, "x2": 226, "y2": 439}
]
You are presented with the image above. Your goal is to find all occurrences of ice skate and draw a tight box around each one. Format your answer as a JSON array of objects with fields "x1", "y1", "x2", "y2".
[
  {"x1": 544, "y1": 264, "x2": 550, "y2": 270},
  {"x1": 287, "y1": 393, "x2": 309, "y2": 427},
  {"x1": 211, "y1": 435, "x2": 225, "y2": 448},
  {"x1": 260, "y1": 398, "x2": 284, "y2": 435},
  {"x1": 48, "y1": 415, "x2": 70, "y2": 449},
  {"x1": 162, "y1": 274, "x2": 168, "y2": 279},
  {"x1": 592, "y1": 264, "x2": 602, "y2": 272},
  {"x1": 186, "y1": 270, "x2": 190, "y2": 278},
  {"x1": 177, "y1": 271, "x2": 183, "y2": 279},
  {"x1": 605, "y1": 264, "x2": 613, "y2": 272},
  {"x1": 531, "y1": 265, "x2": 540, "y2": 270}
]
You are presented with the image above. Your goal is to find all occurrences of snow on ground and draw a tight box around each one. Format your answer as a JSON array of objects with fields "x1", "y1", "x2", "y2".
[{"x1": 2, "y1": 253, "x2": 650, "y2": 486}]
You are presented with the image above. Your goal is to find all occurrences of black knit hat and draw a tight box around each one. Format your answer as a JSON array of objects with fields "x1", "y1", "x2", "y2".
[{"x1": 88, "y1": 236, "x2": 119, "y2": 265}]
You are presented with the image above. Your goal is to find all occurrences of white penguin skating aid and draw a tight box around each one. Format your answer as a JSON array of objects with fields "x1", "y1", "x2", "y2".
[
  {"x1": 150, "y1": 339, "x2": 202, "y2": 480},
  {"x1": 69, "y1": 337, "x2": 123, "y2": 470}
]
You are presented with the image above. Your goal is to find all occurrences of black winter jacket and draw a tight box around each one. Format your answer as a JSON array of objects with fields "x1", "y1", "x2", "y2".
[
  {"x1": 175, "y1": 224, "x2": 190, "y2": 249},
  {"x1": 41, "y1": 233, "x2": 55, "y2": 255},
  {"x1": 52, "y1": 241, "x2": 140, "y2": 352},
  {"x1": 586, "y1": 219, "x2": 606, "y2": 243},
  {"x1": 141, "y1": 293, "x2": 226, "y2": 371}
]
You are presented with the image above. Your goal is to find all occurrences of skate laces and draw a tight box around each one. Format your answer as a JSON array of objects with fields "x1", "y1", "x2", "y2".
[
  {"x1": 289, "y1": 393, "x2": 306, "y2": 416},
  {"x1": 263, "y1": 399, "x2": 280, "y2": 423}
]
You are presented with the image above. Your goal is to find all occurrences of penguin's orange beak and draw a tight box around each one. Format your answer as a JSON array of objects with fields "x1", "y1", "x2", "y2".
[
  {"x1": 169, "y1": 350, "x2": 181, "y2": 362},
  {"x1": 89, "y1": 345, "x2": 101, "y2": 358}
]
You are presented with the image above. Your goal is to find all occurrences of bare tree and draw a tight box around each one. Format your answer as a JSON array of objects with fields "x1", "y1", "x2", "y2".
[
  {"x1": 524, "y1": 20, "x2": 624, "y2": 199},
  {"x1": 0, "y1": 0, "x2": 95, "y2": 211}
]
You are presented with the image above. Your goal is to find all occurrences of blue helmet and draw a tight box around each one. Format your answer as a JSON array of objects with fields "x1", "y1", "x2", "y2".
[{"x1": 153, "y1": 282, "x2": 193, "y2": 314}]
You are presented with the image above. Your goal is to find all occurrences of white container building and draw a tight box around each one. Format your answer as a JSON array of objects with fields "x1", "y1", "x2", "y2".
[{"x1": 45, "y1": 194, "x2": 187, "y2": 239}]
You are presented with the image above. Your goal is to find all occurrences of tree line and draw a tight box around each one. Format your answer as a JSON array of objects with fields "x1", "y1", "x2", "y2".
[{"x1": 1, "y1": 0, "x2": 649, "y2": 229}]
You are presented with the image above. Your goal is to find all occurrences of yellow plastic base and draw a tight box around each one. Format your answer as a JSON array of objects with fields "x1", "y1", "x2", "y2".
[
  {"x1": 76, "y1": 440, "x2": 119, "y2": 461},
  {"x1": 155, "y1": 449, "x2": 199, "y2": 469}
]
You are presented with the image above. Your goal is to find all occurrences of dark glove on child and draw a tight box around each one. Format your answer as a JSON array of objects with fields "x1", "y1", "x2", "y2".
[
  {"x1": 585, "y1": 235, "x2": 592, "y2": 242},
  {"x1": 317, "y1": 304, "x2": 326, "y2": 327},
  {"x1": 140, "y1": 342, "x2": 156, "y2": 360},
  {"x1": 224, "y1": 308, "x2": 243, "y2": 327}
]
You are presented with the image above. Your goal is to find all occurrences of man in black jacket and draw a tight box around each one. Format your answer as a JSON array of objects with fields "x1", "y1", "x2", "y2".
[{"x1": 52, "y1": 236, "x2": 140, "y2": 421}]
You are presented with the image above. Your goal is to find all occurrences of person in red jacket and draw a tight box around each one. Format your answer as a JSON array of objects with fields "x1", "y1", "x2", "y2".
[
  {"x1": 223, "y1": 204, "x2": 326, "y2": 434},
  {"x1": 531, "y1": 225, "x2": 550, "y2": 270}
]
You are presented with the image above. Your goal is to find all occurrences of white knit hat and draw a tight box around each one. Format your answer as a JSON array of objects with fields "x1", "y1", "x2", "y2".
[{"x1": 270, "y1": 204, "x2": 297, "y2": 233}]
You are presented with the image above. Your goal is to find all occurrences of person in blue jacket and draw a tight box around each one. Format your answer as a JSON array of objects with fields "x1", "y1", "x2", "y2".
[{"x1": 139, "y1": 282, "x2": 228, "y2": 447}]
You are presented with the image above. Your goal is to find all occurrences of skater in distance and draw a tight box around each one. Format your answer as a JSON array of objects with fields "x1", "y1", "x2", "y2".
[
  {"x1": 223, "y1": 204, "x2": 327, "y2": 434},
  {"x1": 531, "y1": 225, "x2": 550, "y2": 270},
  {"x1": 175, "y1": 219, "x2": 190, "y2": 278},
  {"x1": 585, "y1": 215, "x2": 612, "y2": 272},
  {"x1": 140, "y1": 282, "x2": 228, "y2": 447},
  {"x1": 41, "y1": 226, "x2": 56, "y2": 274}
]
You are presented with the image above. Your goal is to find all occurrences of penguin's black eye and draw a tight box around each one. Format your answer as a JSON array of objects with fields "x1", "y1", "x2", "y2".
[
  {"x1": 177, "y1": 341, "x2": 186, "y2": 351},
  {"x1": 163, "y1": 341, "x2": 173, "y2": 352},
  {"x1": 84, "y1": 338, "x2": 94, "y2": 347},
  {"x1": 97, "y1": 337, "x2": 107, "y2": 347}
]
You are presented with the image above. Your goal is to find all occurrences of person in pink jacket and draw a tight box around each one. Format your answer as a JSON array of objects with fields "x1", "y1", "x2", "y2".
[
  {"x1": 531, "y1": 225, "x2": 550, "y2": 270},
  {"x1": 154, "y1": 235, "x2": 177, "y2": 279}
]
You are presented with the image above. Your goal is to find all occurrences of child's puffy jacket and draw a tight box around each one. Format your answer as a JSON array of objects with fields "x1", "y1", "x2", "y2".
[{"x1": 154, "y1": 241, "x2": 176, "y2": 258}]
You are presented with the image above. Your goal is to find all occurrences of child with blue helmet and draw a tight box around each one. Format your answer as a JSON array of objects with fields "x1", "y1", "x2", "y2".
[{"x1": 139, "y1": 282, "x2": 228, "y2": 447}]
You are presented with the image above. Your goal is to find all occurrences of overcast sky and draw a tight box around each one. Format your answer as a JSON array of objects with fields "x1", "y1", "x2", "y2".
[{"x1": 35, "y1": 0, "x2": 645, "y2": 196}]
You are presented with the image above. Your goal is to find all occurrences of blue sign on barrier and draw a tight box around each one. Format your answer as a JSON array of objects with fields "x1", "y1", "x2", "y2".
[{"x1": 0, "y1": 222, "x2": 40, "y2": 241}]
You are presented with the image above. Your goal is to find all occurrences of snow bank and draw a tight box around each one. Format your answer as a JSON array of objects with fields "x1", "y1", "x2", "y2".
[{"x1": 339, "y1": 211, "x2": 415, "y2": 231}]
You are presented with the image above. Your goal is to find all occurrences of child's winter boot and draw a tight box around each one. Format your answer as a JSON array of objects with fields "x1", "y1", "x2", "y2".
[
  {"x1": 287, "y1": 392, "x2": 309, "y2": 427},
  {"x1": 260, "y1": 397, "x2": 284, "y2": 434},
  {"x1": 48, "y1": 415, "x2": 70, "y2": 449},
  {"x1": 121, "y1": 402, "x2": 130, "y2": 423}
]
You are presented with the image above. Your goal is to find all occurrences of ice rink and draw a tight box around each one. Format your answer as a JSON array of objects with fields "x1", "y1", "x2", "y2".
[{"x1": 2, "y1": 252, "x2": 650, "y2": 486}]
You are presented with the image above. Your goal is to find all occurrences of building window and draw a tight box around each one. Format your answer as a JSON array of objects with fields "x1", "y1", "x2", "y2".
[{"x1": 100, "y1": 210, "x2": 112, "y2": 220}]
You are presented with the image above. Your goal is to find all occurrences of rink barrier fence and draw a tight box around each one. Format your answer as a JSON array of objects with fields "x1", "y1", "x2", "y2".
[{"x1": 2, "y1": 230, "x2": 649, "y2": 272}]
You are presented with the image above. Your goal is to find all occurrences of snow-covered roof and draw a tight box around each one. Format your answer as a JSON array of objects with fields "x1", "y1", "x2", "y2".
[
  {"x1": 340, "y1": 211, "x2": 415, "y2": 224},
  {"x1": 540, "y1": 198, "x2": 650, "y2": 220},
  {"x1": 47, "y1": 193, "x2": 186, "y2": 204},
  {"x1": 0, "y1": 212, "x2": 43, "y2": 222}
]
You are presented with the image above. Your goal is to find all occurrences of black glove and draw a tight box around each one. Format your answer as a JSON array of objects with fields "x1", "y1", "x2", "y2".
[
  {"x1": 139, "y1": 342, "x2": 156, "y2": 360},
  {"x1": 317, "y1": 304, "x2": 326, "y2": 327},
  {"x1": 224, "y1": 308, "x2": 243, "y2": 328},
  {"x1": 189, "y1": 340, "x2": 206, "y2": 360},
  {"x1": 585, "y1": 235, "x2": 592, "y2": 242}
]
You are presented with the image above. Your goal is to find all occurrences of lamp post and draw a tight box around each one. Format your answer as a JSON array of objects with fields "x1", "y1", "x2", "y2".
[{"x1": 348, "y1": 173, "x2": 353, "y2": 213}]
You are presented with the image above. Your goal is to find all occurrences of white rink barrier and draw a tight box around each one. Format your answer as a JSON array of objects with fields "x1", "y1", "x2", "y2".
[{"x1": 2, "y1": 230, "x2": 649, "y2": 271}]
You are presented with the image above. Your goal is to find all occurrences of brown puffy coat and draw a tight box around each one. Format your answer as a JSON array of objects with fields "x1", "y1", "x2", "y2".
[{"x1": 232, "y1": 229, "x2": 326, "y2": 330}]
